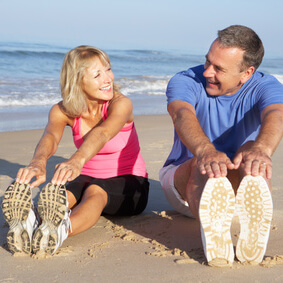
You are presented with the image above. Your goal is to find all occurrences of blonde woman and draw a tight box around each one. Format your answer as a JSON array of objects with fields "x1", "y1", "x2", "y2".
[{"x1": 2, "y1": 46, "x2": 149, "y2": 256}]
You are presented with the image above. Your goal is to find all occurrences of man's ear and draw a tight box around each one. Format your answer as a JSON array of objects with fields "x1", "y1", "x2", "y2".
[{"x1": 241, "y1": 66, "x2": 255, "y2": 84}]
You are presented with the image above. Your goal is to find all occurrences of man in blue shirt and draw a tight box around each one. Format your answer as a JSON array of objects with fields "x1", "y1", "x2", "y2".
[{"x1": 159, "y1": 25, "x2": 283, "y2": 267}]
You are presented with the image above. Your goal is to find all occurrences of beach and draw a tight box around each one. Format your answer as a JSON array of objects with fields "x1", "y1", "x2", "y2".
[{"x1": 1, "y1": 114, "x2": 283, "y2": 282}]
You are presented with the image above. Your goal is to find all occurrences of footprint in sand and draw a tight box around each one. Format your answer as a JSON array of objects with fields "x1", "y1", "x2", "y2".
[{"x1": 260, "y1": 255, "x2": 283, "y2": 267}]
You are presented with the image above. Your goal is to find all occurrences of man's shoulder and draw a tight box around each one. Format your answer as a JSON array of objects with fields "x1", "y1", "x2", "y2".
[
  {"x1": 252, "y1": 71, "x2": 282, "y2": 85},
  {"x1": 175, "y1": 64, "x2": 204, "y2": 78},
  {"x1": 243, "y1": 71, "x2": 283, "y2": 110},
  {"x1": 170, "y1": 65, "x2": 206, "y2": 86},
  {"x1": 244, "y1": 71, "x2": 283, "y2": 96}
]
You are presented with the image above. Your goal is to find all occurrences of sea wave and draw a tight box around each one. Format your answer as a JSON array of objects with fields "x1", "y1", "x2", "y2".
[
  {"x1": 0, "y1": 93, "x2": 60, "y2": 107},
  {"x1": 1, "y1": 72, "x2": 282, "y2": 108},
  {"x1": 0, "y1": 49, "x2": 65, "y2": 59},
  {"x1": 0, "y1": 77, "x2": 61, "y2": 107},
  {"x1": 0, "y1": 75, "x2": 169, "y2": 107},
  {"x1": 117, "y1": 76, "x2": 169, "y2": 96},
  {"x1": 274, "y1": 74, "x2": 283, "y2": 84}
]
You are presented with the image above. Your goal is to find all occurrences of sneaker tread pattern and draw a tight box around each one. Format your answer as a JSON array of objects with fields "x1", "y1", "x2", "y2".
[
  {"x1": 32, "y1": 183, "x2": 67, "y2": 255},
  {"x1": 199, "y1": 177, "x2": 235, "y2": 266},
  {"x1": 1, "y1": 182, "x2": 32, "y2": 254},
  {"x1": 236, "y1": 175, "x2": 273, "y2": 264}
]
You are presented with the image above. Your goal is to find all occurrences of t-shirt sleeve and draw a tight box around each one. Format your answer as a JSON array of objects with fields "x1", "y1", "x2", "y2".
[
  {"x1": 257, "y1": 75, "x2": 283, "y2": 112},
  {"x1": 166, "y1": 71, "x2": 200, "y2": 107}
]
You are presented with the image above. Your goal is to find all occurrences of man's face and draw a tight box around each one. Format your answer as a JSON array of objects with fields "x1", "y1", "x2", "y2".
[{"x1": 203, "y1": 40, "x2": 248, "y2": 96}]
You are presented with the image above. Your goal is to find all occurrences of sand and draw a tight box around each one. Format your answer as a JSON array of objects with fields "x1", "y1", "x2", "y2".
[{"x1": 1, "y1": 114, "x2": 283, "y2": 282}]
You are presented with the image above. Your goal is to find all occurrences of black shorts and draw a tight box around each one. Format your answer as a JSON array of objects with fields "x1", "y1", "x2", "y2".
[{"x1": 66, "y1": 174, "x2": 149, "y2": 216}]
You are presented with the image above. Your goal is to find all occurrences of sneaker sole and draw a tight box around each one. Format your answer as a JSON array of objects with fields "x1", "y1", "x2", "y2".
[
  {"x1": 32, "y1": 183, "x2": 67, "y2": 255},
  {"x1": 199, "y1": 177, "x2": 235, "y2": 267},
  {"x1": 1, "y1": 182, "x2": 32, "y2": 254},
  {"x1": 236, "y1": 175, "x2": 273, "y2": 264}
]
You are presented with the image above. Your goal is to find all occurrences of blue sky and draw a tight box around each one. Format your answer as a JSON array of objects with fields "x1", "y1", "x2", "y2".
[{"x1": 1, "y1": 0, "x2": 283, "y2": 57}]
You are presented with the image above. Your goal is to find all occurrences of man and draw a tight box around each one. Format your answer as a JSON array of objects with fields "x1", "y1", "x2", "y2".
[{"x1": 159, "y1": 25, "x2": 283, "y2": 267}]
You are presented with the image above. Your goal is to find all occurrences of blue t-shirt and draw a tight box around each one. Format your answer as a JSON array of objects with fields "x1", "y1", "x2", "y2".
[{"x1": 164, "y1": 65, "x2": 283, "y2": 167}]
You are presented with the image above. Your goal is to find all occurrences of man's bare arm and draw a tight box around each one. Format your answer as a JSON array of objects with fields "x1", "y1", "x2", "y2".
[{"x1": 168, "y1": 100, "x2": 234, "y2": 177}]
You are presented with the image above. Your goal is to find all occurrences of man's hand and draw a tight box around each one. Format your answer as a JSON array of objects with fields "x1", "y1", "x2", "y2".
[
  {"x1": 233, "y1": 141, "x2": 272, "y2": 179},
  {"x1": 197, "y1": 146, "x2": 235, "y2": 178}
]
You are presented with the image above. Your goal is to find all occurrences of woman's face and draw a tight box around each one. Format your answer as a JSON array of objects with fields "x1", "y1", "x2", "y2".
[{"x1": 81, "y1": 57, "x2": 114, "y2": 102}]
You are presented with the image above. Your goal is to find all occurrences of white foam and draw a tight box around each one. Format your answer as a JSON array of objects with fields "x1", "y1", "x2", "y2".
[
  {"x1": 116, "y1": 76, "x2": 170, "y2": 96},
  {"x1": 273, "y1": 74, "x2": 283, "y2": 84}
]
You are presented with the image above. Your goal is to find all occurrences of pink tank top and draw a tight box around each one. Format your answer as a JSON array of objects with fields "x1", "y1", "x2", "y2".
[{"x1": 72, "y1": 101, "x2": 148, "y2": 179}]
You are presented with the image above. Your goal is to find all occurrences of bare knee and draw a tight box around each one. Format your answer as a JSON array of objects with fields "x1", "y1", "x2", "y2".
[
  {"x1": 176, "y1": 158, "x2": 209, "y2": 219},
  {"x1": 174, "y1": 157, "x2": 198, "y2": 200},
  {"x1": 174, "y1": 157, "x2": 208, "y2": 203},
  {"x1": 82, "y1": 185, "x2": 108, "y2": 207},
  {"x1": 67, "y1": 191, "x2": 77, "y2": 209}
]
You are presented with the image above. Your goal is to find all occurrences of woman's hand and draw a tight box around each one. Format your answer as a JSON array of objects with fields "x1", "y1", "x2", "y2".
[
  {"x1": 51, "y1": 158, "x2": 84, "y2": 185},
  {"x1": 16, "y1": 161, "x2": 47, "y2": 188}
]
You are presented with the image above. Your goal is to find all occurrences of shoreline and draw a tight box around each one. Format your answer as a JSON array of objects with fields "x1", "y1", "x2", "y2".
[
  {"x1": 0, "y1": 108, "x2": 169, "y2": 133},
  {"x1": 1, "y1": 114, "x2": 283, "y2": 281}
]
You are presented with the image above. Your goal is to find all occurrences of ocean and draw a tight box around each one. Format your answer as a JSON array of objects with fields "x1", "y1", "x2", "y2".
[{"x1": 1, "y1": 41, "x2": 283, "y2": 132}]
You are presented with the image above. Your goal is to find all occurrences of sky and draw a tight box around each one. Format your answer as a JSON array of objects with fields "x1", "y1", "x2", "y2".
[{"x1": 1, "y1": 0, "x2": 283, "y2": 57}]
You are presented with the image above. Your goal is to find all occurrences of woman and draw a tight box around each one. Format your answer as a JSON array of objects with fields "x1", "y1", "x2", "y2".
[{"x1": 2, "y1": 46, "x2": 149, "y2": 256}]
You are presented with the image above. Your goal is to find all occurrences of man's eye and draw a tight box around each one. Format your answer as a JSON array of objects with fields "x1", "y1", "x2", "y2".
[{"x1": 216, "y1": 66, "x2": 223, "y2": 72}]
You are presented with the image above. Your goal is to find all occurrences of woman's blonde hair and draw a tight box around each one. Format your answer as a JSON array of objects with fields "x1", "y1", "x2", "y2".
[{"x1": 60, "y1": 45, "x2": 119, "y2": 117}]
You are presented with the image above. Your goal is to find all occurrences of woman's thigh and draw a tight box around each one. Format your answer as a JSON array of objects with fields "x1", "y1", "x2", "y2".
[{"x1": 66, "y1": 174, "x2": 149, "y2": 216}]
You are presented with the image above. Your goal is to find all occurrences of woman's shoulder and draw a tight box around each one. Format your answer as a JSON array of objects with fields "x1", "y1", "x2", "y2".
[
  {"x1": 107, "y1": 92, "x2": 134, "y2": 123},
  {"x1": 109, "y1": 91, "x2": 132, "y2": 107},
  {"x1": 49, "y1": 102, "x2": 75, "y2": 126}
]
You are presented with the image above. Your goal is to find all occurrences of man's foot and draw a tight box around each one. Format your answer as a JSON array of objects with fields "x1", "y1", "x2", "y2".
[
  {"x1": 235, "y1": 175, "x2": 273, "y2": 264},
  {"x1": 32, "y1": 183, "x2": 70, "y2": 255},
  {"x1": 199, "y1": 177, "x2": 235, "y2": 267},
  {"x1": 2, "y1": 182, "x2": 38, "y2": 255}
]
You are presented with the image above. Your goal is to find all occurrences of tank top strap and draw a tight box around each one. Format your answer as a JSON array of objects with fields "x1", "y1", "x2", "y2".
[
  {"x1": 102, "y1": 101, "x2": 109, "y2": 121},
  {"x1": 72, "y1": 116, "x2": 81, "y2": 134}
]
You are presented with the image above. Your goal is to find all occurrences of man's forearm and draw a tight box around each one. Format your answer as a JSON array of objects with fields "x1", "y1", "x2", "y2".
[
  {"x1": 255, "y1": 108, "x2": 283, "y2": 156},
  {"x1": 172, "y1": 107, "x2": 214, "y2": 157}
]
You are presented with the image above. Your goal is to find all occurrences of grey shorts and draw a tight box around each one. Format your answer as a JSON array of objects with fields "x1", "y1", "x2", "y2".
[{"x1": 159, "y1": 164, "x2": 194, "y2": 218}]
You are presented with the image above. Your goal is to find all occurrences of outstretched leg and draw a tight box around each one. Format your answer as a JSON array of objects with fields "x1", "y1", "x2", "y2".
[
  {"x1": 173, "y1": 158, "x2": 236, "y2": 266},
  {"x1": 68, "y1": 184, "x2": 108, "y2": 237}
]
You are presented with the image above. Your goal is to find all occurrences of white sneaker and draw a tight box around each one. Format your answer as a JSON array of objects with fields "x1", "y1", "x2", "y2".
[
  {"x1": 199, "y1": 177, "x2": 235, "y2": 267},
  {"x1": 236, "y1": 175, "x2": 273, "y2": 264},
  {"x1": 2, "y1": 182, "x2": 39, "y2": 255},
  {"x1": 32, "y1": 183, "x2": 71, "y2": 255}
]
